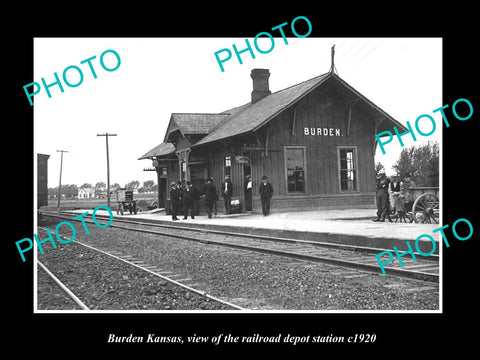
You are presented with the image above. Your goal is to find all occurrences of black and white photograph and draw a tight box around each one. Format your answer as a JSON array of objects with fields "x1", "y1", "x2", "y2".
[
  {"x1": 33, "y1": 37, "x2": 442, "y2": 312},
  {"x1": 7, "y1": 8, "x2": 479, "y2": 354}
]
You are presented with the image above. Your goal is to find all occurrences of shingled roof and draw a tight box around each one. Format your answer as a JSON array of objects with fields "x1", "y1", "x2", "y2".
[
  {"x1": 193, "y1": 73, "x2": 331, "y2": 147},
  {"x1": 139, "y1": 70, "x2": 407, "y2": 160},
  {"x1": 193, "y1": 72, "x2": 407, "y2": 147},
  {"x1": 164, "y1": 113, "x2": 230, "y2": 142},
  {"x1": 138, "y1": 142, "x2": 175, "y2": 160}
]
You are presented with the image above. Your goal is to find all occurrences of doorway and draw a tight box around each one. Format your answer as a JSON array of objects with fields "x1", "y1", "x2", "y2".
[
  {"x1": 158, "y1": 177, "x2": 167, "y2": 208},
  {"x1": 243, "y1": 154, "x2": 252, "y2": 211}
]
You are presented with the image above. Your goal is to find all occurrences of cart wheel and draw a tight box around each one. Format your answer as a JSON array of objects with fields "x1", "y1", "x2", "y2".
[{"x1": 412, "y1": 193, "x2": 439, "y2": 224}]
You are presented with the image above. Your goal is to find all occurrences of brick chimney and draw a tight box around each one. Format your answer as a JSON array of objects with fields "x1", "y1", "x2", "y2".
[{"x1": 251, "y1": 68, "x2": 271, "y2": 103}]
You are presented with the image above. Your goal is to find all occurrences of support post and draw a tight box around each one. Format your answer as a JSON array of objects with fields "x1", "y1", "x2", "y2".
[
  {"x1": 97, "y1": 133, "x2": 117, "y2": 209},
  {"x1": 56, "y1": 150, "x2": 68, "y2": 213}
]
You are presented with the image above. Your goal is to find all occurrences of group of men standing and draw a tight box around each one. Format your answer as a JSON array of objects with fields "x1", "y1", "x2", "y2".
[
  {"x1": 169, "y1": 181, "x2": 199, "y2": 221},
  {"x1": 169, "y1": 175, "x2": 274, "y2": 220},
  {"x1": 374, "y1": 170, "x2": 416, "y2": 222}
]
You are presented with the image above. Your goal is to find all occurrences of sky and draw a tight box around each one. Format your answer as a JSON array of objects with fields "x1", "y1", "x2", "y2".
[{"x1": 34, "y1": 37, "x2": 442, "y2": 189}]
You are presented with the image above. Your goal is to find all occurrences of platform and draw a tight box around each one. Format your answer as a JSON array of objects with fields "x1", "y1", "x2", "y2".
[{"x1": 69, "y1": 207, "x2": 441, "y2": 254}]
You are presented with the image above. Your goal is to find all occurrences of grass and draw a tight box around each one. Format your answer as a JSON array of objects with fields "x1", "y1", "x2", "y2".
[{"x1": 44, "y1": 192, "x2": 158, "y2": 211}]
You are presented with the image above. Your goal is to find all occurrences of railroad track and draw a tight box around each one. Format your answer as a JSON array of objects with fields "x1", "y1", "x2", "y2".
[
  {"x1": 41, "y1": 211, "x2": 439, "y2": 283},
  {"x1": 37, "y1": 260, "x2": 89, "y2": 310},
  {"x1": 36, "y1": 226, "x2": 244, "y2": 311}
]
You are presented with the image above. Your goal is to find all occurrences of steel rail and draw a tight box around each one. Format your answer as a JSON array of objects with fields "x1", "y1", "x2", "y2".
[
  {"x1": 42, "y1": 210, "x2": 440, "y2": 260},
  {"x1": 37, "y1": 260, "x2": 90, "y2": 310},
  {"x1": 37, "y1": 225, "x2": 244, "y2": 310},
  {"x1": 110, "y1": 223, "x2": 439, "y2": 282},
  {"x1": 74, "y1": 240, "x2": 245, "y2": 310},
  {"x1": 41, "y1": 212, "x2": 439, "y2": 283}
]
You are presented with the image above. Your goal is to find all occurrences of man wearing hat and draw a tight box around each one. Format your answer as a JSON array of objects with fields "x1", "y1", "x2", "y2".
[
  {"x1": 182, "y1": 181, "x2": 198, "y2": 219},
  {"x1": 259, "y1": 175, "x2": 273, "y2": 216},
  {"x1": 373, "y1": 169, "x2": 390, "y2": 222},
  {"x1": 169, "y1": 182, "x2": 181, "y2": 221},
  {"x1": 221, "y1": 175, "x2": 233, "y2": 215},
  {"x1": 176, "y1": 180, "x2": 184, "y2": 215},
  {"x1": 204, "y1": 177, "x2": 217, "y2": 219}
]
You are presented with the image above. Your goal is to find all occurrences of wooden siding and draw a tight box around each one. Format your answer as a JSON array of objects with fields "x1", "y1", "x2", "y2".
[
  {"x1": 259, "y1": 80, "x2": 377, "y2": 199},
  {"x1": 167, "y1": 79, "x2": 378, "y2": 212}
]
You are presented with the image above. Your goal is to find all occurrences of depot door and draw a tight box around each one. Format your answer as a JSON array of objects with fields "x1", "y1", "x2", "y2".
[{"x1": 243, "y1": 154, "x2": 252, "y2": 211}]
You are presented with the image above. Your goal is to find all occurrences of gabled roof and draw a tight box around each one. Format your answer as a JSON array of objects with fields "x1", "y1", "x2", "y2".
[
  {"x1": 139, "y1": 70, "x2": 408, "y2": 160},
  {"x1": 194, "y1": 73, "x2": 331, "y2": 147},
  {"x1": 193, "y1": 72, "x2": 407, "y2": 147},
  {"x1": 164, "y1": 113, "x2": 230, "y2": 142},
  {"x1": 138, "y1": 142, "x2": 175, "y2": 160},
  {"x1": 332, "y1": 75, "x2": 407, "y2": 134}
]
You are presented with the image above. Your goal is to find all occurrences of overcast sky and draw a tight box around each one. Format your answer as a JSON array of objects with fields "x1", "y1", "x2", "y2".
[{"x1": 34, "y1": 37, "x2": 442, "y2": 188}]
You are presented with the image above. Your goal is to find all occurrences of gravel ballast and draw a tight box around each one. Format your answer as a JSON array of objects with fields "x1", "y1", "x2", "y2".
[
  {"x1": 37, "y1": 236, "x2": 233, "y2": 311},
  {"x1": 37, "y1": 217, "x2": 439, "y2": 311}
]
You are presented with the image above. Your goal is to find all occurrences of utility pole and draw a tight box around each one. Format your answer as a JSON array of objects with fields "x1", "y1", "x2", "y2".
[
  {"x1": 97, "y1": 133, "x2": 117, "y2": 209},
  {"x1": 56, "y1": 150, "x2": 68, "y2": 213}
]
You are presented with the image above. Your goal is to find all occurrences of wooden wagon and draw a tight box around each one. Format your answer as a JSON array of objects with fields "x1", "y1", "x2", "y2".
[
  {"x1": 400, "y1": 186, "x2": 439, "y2": 224},
  {"x1": 116, "y1": 188, "x2": 138, "y2": 215}
]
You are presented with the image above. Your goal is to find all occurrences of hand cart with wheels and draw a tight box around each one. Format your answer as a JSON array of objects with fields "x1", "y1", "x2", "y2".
[{"x1": 116, "y1": 188, "x2": 137, "y2": 215}]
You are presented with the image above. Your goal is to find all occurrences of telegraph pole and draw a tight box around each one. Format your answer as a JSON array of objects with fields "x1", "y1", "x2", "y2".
[
  {"x1": 56, "y1": 150, "x2": 68, "y2": 213},
  {"x1": 97, "y1": 133, "x2": 117, "y2": 208}
]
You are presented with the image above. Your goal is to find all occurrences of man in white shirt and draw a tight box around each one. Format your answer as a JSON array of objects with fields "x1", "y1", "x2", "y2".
[{"x1": 221, "y1": 175, "x2": 233, "y2": 215}]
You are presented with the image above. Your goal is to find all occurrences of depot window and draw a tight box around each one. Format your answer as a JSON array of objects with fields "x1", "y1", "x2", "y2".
[
  {"x1": 224, "y1": 156, "x2": 231, "y2": 177},
  {"x1": 338, "y1": 146, "x2": 358, "y2": 192},
  {"x1": 285, "y1": 146, "x2": 306, "y2": 193}
]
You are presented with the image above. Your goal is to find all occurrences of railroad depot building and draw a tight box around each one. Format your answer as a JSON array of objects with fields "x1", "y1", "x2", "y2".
[{"x1": 139, "y1": 68, "x2": 407, "y2": 214}]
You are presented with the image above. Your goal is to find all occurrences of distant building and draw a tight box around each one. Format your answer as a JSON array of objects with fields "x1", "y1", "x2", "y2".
[{"x1": 78, "y1": 187, "x2": 95, "y2": 199}]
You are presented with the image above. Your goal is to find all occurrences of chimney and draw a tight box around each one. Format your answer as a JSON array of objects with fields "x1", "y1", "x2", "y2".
[{"x1": 251, "y1": 68, "x2": 271, "y2": 103}]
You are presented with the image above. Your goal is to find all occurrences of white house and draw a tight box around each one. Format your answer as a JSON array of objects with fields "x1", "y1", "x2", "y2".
[{"x1": 78, "y1": 187, "x2": 95, "y2": 199}]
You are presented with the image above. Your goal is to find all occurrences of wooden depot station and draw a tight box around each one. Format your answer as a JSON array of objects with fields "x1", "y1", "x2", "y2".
[{"x1": 139, "y1": 66, "x2": 407, "y2": 215}]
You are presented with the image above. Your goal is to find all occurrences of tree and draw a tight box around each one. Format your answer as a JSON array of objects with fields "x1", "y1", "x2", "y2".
[
  {"x1": 51, "y1": 184, "x2": 78, "y2": 198},
  {"x1": 94, "y1": 182, "x2": 106, "y2": 197},
  {"x1": 63, "y1": 184, "x2": 79, "y2": 199},
  {"x1": 111, "y1": 183, "x2": 121, "y2": 192},
  {"x1": 79, "y1": 183, "x2": 93, "y2": 189},
  {"x1": 392, "y1": 141, "x2": 439, "y2": 186},
  {"x1": 95, "y1": 182, "x2": 106, "y2": 190},
  {"x1": 143, "y1": 180, "x2": 155, "y2": 192},
  {"x1": 375, "y1": 162, "x2": 385, "y2": 177},
  {"x1": 125, "y1": 180, "x2": 140, "y2": 190}
]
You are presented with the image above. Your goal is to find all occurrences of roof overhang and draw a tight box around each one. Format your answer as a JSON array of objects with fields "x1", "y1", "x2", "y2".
[{"x1": 138, "y1": 142, "x2": 176, "y2": 160}]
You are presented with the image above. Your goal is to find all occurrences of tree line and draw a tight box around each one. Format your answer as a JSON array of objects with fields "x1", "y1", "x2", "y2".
[
  {"x1": 376, "y1": 141, "x2": 439, "y2": 187},
  {"x1": 48, "y1": 180, "x2": 158, "y2": 199}
]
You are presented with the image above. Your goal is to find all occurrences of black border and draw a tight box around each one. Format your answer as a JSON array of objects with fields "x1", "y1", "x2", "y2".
[{"x1": 7, "y1": 7, "x2": 479, "y2": 354}]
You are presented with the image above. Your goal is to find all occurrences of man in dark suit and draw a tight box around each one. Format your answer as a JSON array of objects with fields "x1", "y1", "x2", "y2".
[
  {"x1": 373, "y1": 170, "x2": 391, "y2": 222},
  {"x1": 182, "y1": 181, "x2": 198, "y2": 219},
  {"x1": 176, "y1": 180, "x2": 184, "y2": 215},
  {"x1": 204, "y1": 178, "x2": 217, "y2": 219},
  {"x1": 169, "y1": 182, "x2": 180, "y2": 221},
  {"x1": 221, "y1": 175, "x2": 233, "y2": 215},
  {"x1": 259, "y1": 175, "x2": 273, "y2": 216}
]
